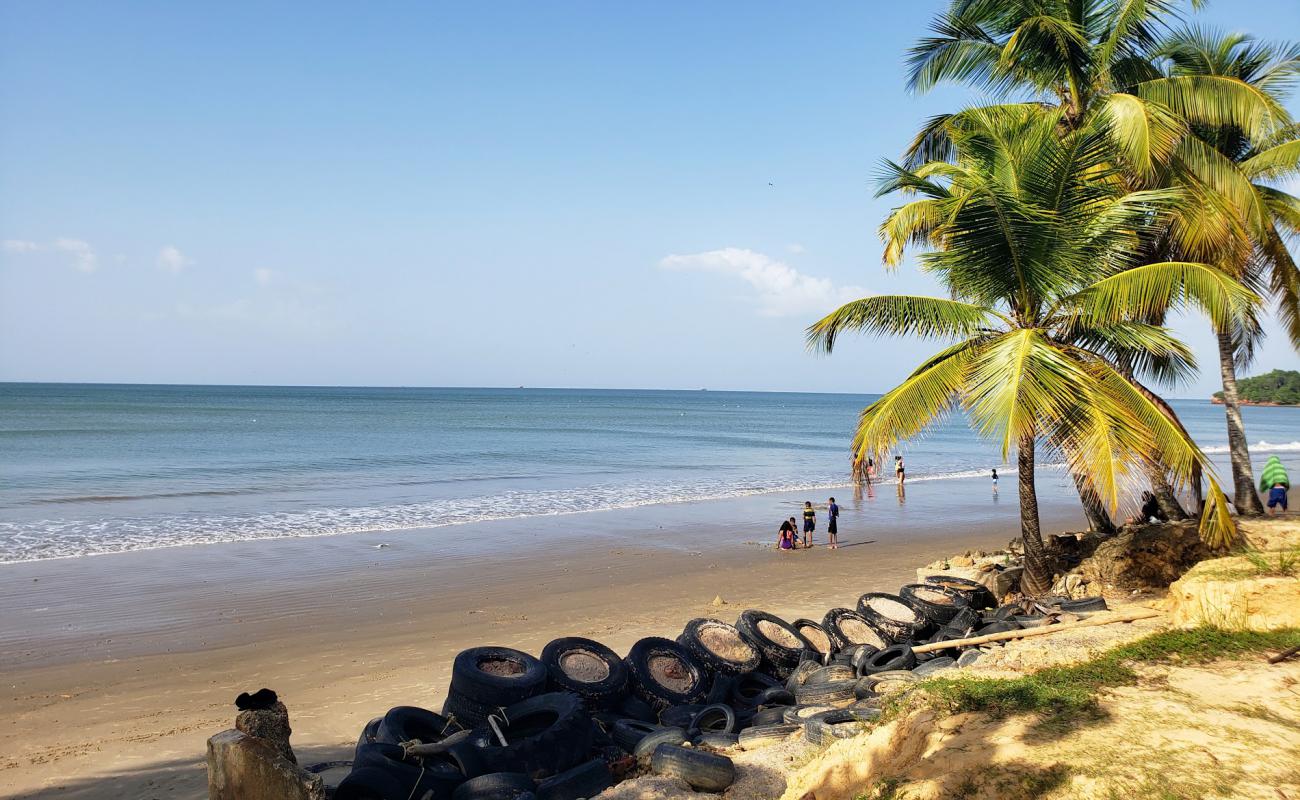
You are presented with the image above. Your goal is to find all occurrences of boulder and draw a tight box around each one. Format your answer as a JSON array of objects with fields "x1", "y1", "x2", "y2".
[
  {"x1": 1166, "y1": 556, "x2": 1300, "y2": 631},
  {"x1": 978, "y1": 566, "x2": 1023, "y2": 602},
  {"x1": 207, "y1": 730, "x2": 324, "y2": 800},
  {"x1": 235, "y1": 701, "x2": 295, "y2": 764},
  {"x1": 1077, "y1": 521, "x2": 1207, "y2": 591}
]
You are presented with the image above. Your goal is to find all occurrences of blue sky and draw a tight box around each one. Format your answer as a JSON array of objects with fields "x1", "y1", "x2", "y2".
[{"x1": 2, "y1": 0, "x2": 1298, "y2": 395}]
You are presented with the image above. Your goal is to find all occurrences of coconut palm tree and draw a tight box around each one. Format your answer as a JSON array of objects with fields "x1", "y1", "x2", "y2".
[
  {"x1": 1151, "y1": 28, "x2": 1300, "y2": 515},
  {"x1": 808, "y1": 108, "x2": 1255, "y2": 596},
  {"x1": 904, "y1": 1, "x2": 1298, "y2": 516}
]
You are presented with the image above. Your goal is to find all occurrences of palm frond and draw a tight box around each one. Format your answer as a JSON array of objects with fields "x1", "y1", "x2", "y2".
[
  {"x1": 806, "y1": 295, "x2": 998, "y2": 353},
  {"x1": 1240, "y1": 139, "x2": 1300, "y2": 181},
  {"x1": 1137, "y1": 74, "x2": 1293, "y2": 140},
  {"x1": 1101, "y1": 93, "x2": 1188, "y2": 177},
  {"x1": 1058, "y1": 260, "x2": 1260, "y2": 332}
]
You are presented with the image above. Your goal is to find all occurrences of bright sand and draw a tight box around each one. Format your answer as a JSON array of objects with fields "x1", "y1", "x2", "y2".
[{"x1": 0, "y1": 477, "x2": 1085, "y2": 799}]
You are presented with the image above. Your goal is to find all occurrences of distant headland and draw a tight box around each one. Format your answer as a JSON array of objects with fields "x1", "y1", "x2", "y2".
[{"x1": 1212, "y1": 369, "x2": 1300, "y2": 406}]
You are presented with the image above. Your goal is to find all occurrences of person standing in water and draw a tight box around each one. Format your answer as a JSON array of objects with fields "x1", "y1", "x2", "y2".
[
  {"x1": 992, "y1": 468, "x2": 999, "y2": 495},
  {"x1": 827, "y1": 496, "x2": 840, "y2": 549},
  {"x1": 802, "y1": 501, "x2": 816, "y2": 548},
  {"x1": 895, "y1": 455, "x2": 905, "y2": 485}
]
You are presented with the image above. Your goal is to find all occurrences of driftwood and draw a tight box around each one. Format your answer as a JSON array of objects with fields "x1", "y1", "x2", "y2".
[
  {"x1": 911, "y1": 608, "x2": 1163, "y2": 654},
  {"x1": 1268, "y1": 644, "x2": 1300, "y2": 665}
]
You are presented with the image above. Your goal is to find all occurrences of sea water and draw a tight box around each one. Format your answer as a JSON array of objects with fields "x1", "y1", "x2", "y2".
[{"x1": 1, "y1": 383, "x2": 1296, "y2": 563}]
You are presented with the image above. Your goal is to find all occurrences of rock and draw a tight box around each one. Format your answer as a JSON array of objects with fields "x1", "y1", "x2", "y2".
[
  {"x1": 1050, "y1": 572, "x2": 1088, "y2": 598},
  {"x1": 235, "y1": 701, "x2": 296, "y2": 764},
  {"x1": 1078, "y1": 521, "x2": 1207, "y2": 591},
  {"x1": 979, "y1": 566, "x2": 1023, "y2": 601},
  {"x1": 711, "y1": 595, "x2": 726, "y2": 607},
  {"x1": 949, "y1": 554, "x2": 974, "y2": 567},
  {"x1": 1166, "y1": 555, "x2": 1300, "y2": 631},
  {"x1": 208, "y1": 730, "x2": 324, "y2": 800}
]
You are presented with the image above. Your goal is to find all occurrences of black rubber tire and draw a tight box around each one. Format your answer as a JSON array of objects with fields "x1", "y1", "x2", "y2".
[
  {"x1": 913, "y1": 656, "x2": 956, "y2": 677},
  {"x1": 443, "y1": 647, "x2": 547, "y2": 728},
  {"x1": 651, "y1": 743, "x2": 737, "y2": 792},
  {"x1": 705, "y1": 673, "x2": 738, "y2": 706},
  {"x1": 947, "y1": 605, "x2": 982, "y2": 633},
  {"x1": 334, "y1": 766, "x2": 412, "y2": 800},
  {"x1": 679, "y1": 618, "x2": 762, "y2": 675},
  {"x1": 730, "y1": 671, "x2": 785, "y2": 708},
  {"x1": 803, "y1": 708, "x2": 864, "y2": 746},
  {"x1": 993, "y1": 603, "x2": 1022, "y2": 621},
  {"x1": 805, "y1": 664, "x2": 856, "y2": 685},
  {"x1": 822, "y1": 608, "x2": 891, "y2": 652},
  {"x1": 784, "y1": 659, "x2": 821, "y2": 693},
  {"x1": 539, "y1": 637, "x2": 629, "y2": 710},
  {"x1": 690, "y1": 704, "x2": 737, "y2": 735},
  {"x1": 535, "y1": 758, "x2": 612, "y2": 800},
  {"x1": 611, "y1": 719, "x2": 661, "y2": 754},
  {"x1": 977, "y1": 620, "x2": 1021, "y2": 636},
  {"x1": 694, "y1": 731, "x2": 740, "y2": 750},
  {"x1": 855, "y1": 593, "x2": 926, "y2": 643},
  {"x1": 737, "y1": 723, "x2": 801, "y2": 749},
  {"x1": 782, "y1": 704, "x2": 834, "y2": 724},
  {"x1": 858, "y1": 644, "x2": 917, "y2": 676},
  {"x1": 470, "y1": 693, "x2": 593, "y2": 778},
  {"x1": 1057, "y1": 596, "x2": 1108, "y2": 613},
  {"x1": 923, "y1": 574, "x2": 997, "y2": 610},
  {"x1": 793, "y1": 618, "x2": 836, "y2": 657},
  {"x1": 1014, "y1": 614, "x2": 1052, "y2": 628},
  {"x1": 632, "y1": 726, "x2": 689, "y2": 758},
  {"x1": 734, "y1": 610, "x2": 810, "y2": 679},
  {"x1": 749, "y1": 705, "x2": 789, "y2": 727},
  {"x1": 453, "y1": 772, "x2": 537, "y2": 800},
  {"x1": 956, "y1": 649, "x2": 984, "y2": 667},
  {"x1": 624, "y1": 637, "x2": 709, "y2": 713},
  {"x1": 793, "y1": 679, "x2": 857, "y2": 707},
  {"x1": 355, "y1": 717, "x2": 382, "y2": 758},
  {"x1": 375, "y1": 706, "x2": 459, "y2": 746},
  {"x1": 899, "y1": 583, "x2": 970, "y2": 626},
  {"x1": 615, "y1": 693, "x2": 656, "y2": 723},
  {"x1": 659, "y1": 704, "x2": 707, "y2": 730},
  {"x1": 754, "y1": 686, "x2": 795, "y2": 707},
  {"x1": 352, "y1": 743, "x2": 464, "y2": 798}
]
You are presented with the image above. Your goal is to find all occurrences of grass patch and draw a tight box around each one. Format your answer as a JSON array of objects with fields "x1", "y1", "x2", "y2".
[
  {"x1": 1239, "y1": 547, "x2": 1300, "y2": 577},
  {"x1": 920, "y1": 627, "x2": 1300, "y2": 719}
]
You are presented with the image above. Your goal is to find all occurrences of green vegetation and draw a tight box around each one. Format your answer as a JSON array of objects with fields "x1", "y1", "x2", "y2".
[
  {"x1": 920, "y1": 627, "x2": 1300, "y2": 721},
  {"x1": 1214, "y1": 369, "x2": 1300, "y2": 406},
  {"x1": 1240, "y1": 546, "x2": 1300, "y2": 577}
]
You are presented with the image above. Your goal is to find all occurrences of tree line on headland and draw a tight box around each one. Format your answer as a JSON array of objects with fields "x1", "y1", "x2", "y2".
[
  {"x1": 1212, "y1": 369, "x2": 1300, "y2": 405},
  {"x1": 809, "y1": 0, "x2": 1300, "y2": 595}
]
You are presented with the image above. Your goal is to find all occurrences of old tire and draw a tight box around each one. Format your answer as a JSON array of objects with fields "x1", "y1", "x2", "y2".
[
  {"x1": 822, "y1": 608, "x2": 891, "y2": 652},
  {"x1": 470, "y1": 693, "x2": 592, "y2": 778},
  {"x1": 443, "y1": 647, "x2": 548, "y2": 728},
  {"x1": 923, "y1": 574, "x2": 997, "y2": 610},
  {"x1": 535, "y1": 758, "x2": 611, "y2": 800},
  {"x1": 624, "y1": 637, "x2": 709, "y2": 713},
  {"x1": 793, "y1": 618, "x2": 836, "y2": 657},
  {"x1": 334, "y1": 767, "x2": 412, "y2": 800},
  {"x1": 375, "y1": 706, "x2": 459, "y2": 746},
  {"x1": 858, "y1": 644, "x2": 917, "y2": 676},
  {"x1": 737, "y1": 723, "x2": 801, "y2": 750},
  {"x1": 729, "y1": 671, "x2": 784, "y2": 708},
  {"x1": 899, "y1": 583, "x2": 970, "y2": 626},
  {"x1": 452, "y1": 773, "x2": 536, "y2": 800},
  {"x1": 651, "y1": 743, "x2": 736, "y2": 793},
  {"x1": 610, "y1": 719, "x2": 661, "y2": 754},
  {"x1": 690, "y1": 704, "x2": 737, "y2": 735},
  {"x1": 793, "y1": 679, "x2": 857, "y2": 707},
  {"x1": 679, "y1": 618, "x2": 762, "y2": 675},
  {"x1": 632, "y1": 726, "x2": 689, "y2": 758},
  {"x1": 735, "y1": 611, "x2": 810, "y2": 678},
  {"x1": 539, "y1": 637, "x2": 628, "y2": 710},
  {"x1": 856, "y1": 593, "x2": 926, "y2": 643}
]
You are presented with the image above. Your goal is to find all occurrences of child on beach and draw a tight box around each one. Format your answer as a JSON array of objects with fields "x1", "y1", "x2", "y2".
[
  {"x1": 802, "y1": 501, "x2": 816, "y2": 547},
  {"x1": 1261, "y1": 456, "x2": 1290, "y2": 514},
  {"x1": 827, "y1": 496, "x2": 839, "y2": 549},
  {"x1": 992, "y1": 468, "x2": 998, "y2": 494},
  {"x1": 895, "y1": 455, "x2": 905, "y2": 485},
  {"x1": 777, "y1": 518, "x2": 796, "y2": 551}
]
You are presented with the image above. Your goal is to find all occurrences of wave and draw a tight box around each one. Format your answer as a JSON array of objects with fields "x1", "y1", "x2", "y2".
[
  {"x1": 0, "y1": 465, "x2": 1004, "y2": 564},
  {"x1": 1200, "y1": 440, "x2": 1300, "y2": 454}
]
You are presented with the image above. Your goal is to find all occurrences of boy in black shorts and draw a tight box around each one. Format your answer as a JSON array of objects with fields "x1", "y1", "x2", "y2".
[
  {"x1": 802, "y1": 501, "x2": 816, "y2": 547},
  {"x1": 827, "y1": 496, "x2": 839, "y2": 549}
]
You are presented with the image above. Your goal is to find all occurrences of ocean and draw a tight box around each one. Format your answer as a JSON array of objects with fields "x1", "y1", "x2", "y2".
[{"x1": 1, "y1": 383, "x2": 1296, "y2": 564}]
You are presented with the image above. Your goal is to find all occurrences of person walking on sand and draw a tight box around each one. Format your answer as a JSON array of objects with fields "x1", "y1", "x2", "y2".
[
  {"x1": 827, "y1": 496, "x2": 840, "y2": 549},
  {"x1": 802, "y1": 501, "x2": 816, "y2": 548},
  {"x1": 1260, "y1": 456, "x2": 1290, "y2": 515}
]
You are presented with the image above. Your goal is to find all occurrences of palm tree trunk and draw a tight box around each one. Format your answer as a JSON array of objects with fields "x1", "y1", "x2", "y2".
[
  {"x1": 1018, "y1": 434, "x2": 1053, "y2": 597},
  {"x1": 1217, "y1": 331, "x2": 1265, "y2": 515},
  {"x1": 1144, "y1": 461, "x2": 1189, "y2": 521},
  {"x1": 1071, "y1": 471, "x2": 1116, "y2": 534}
]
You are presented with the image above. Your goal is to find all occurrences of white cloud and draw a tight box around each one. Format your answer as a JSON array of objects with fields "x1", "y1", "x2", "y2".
[
  {"x1": 659, "y1": 247, "x2": 867, "y2": 317},
  {"x1": 156, "y1": 245, "x2": 191, "y2": 273},
  {"x1": 53, "y1": 238, "x2": 97, "y2": 272},
  {"x1": 786, "y1": 243, "x2": 806, "y2": 254},
  {"x1": 253, "y1": 268, "x2": 275, "y2": 286},
  {"x1": 3, "y1": 239, "x2": 41, "y2": 253}
]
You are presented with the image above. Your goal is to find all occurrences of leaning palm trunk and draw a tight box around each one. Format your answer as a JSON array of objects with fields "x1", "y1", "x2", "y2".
[
  {"x1": 1017, "y1": 434, "x2": 1053, "y2": 596},
  {"x1": 1072, "y1": 470, "x2": 1117, "y2": 533},
  {"x1": 1217, "y1": 331, "x2": 1265, "y2": 515},
  {"x1": 1143, "y1": 460, "x2": 1189, "y2": 520}
]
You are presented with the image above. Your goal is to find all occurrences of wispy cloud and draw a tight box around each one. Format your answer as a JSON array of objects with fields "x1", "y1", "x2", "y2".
[
  {"x1": 156, "y1": 245, "x2": 191, "y2": 273},
  {"x1": 3, "y1": 239, "x2": 41, "y2": 253},
  {"x1": 53, "y1": 238, "x2": 98, "y2": 273},
  {"x1": 786, "y1": 243, "x2": 806, "y2": 254},
  {"x1": 252, "y1": 267, "x2": 276, "y2": 286},
  {"x1": 659, "y1": 247, "x2": 866, "y2": 317}
]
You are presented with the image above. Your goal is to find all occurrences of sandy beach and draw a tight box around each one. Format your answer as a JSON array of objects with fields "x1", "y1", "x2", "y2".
[{"x1": 0, "y1": 478, "x2": 1086, "y2": 799}]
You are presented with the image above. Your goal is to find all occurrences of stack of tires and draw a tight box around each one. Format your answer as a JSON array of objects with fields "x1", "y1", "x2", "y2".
[{"x1": 331, "y1": 584, "x2": 1110, "y2": 797}]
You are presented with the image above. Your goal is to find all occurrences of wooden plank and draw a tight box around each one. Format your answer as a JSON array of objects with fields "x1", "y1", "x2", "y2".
[{"x1": 911, "y1": 608, "x2": 1163, "y2": 654}]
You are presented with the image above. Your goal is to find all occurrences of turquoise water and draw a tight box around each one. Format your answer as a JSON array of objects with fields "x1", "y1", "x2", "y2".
[{"x1": 0, "y1": 383, "x2": 1296, "y2": 563}]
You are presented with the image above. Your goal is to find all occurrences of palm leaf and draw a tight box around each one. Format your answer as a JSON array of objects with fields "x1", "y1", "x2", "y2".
[
  {"x1": 806, "y1": 295, "x2": 998, "y2": 353},
  {"x1": 1058, "y1": 260, "x2": 1260, "y2": 332},
  {"x1": 1101, "y1": 93, "x2": 1188, "y2": 177},
  {"x1": 1137, "y1": 75, "x2": 1293, "y2": 140}
]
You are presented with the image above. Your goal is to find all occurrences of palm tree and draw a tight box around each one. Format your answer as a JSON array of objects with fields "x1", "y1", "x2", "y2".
[
  {"x1": 904, "y1": 1, "x2": 1298, "y2": 516},
  {"x1": 808, "y1": 109, "x2": 1254, "y2": 596},
  {"x1": 1152, "y1": 28, "x2": 1300, "y2": 515}
]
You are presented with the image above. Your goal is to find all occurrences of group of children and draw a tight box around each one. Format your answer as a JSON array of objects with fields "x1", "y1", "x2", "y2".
[{"x1": 777, "y1": 497, "x2": 840, "y2": 551}]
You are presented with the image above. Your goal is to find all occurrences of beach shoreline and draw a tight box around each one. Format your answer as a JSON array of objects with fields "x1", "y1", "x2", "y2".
[{"x1": 0, "y1": 478, "x2": 1086, "y2": 799}]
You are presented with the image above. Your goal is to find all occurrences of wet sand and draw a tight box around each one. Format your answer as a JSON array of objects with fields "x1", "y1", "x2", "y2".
[{"x1": 0, "y1": 476, "x2": 1085, "y2": 799}]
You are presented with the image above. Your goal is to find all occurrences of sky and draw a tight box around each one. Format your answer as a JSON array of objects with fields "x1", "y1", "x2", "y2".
[{"x1": 2, "y1": 1, "x2": 1299, "y2": 395}]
